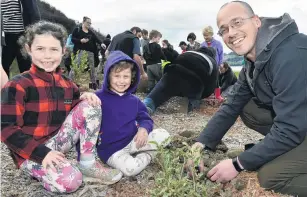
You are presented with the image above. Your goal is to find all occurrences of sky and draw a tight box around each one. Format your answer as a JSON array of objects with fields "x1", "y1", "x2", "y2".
[{"x1": 43, "y1": 0, "x2": 307, "y2": 53}]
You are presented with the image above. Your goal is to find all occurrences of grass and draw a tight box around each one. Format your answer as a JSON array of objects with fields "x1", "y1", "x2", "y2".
[{"x1": 9, "y1": 59, "x2": 20, "y2": 78}]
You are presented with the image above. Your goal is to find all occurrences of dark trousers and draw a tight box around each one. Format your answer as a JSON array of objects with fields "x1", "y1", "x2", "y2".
[
  {"x1": 147, "y1": 71, "x2": 201, "y2": 108},
  {"x1": 2, "y1": 32, "x2": 31, "y2": 77},
  {"x1": 240, "y1": 98, "x2": 307, "y2": 196}
]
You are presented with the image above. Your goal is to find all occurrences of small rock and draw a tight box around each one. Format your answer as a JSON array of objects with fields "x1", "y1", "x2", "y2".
[
  {"x1": 179, "y1": 130, "x2": 195, "y2": 138},
  {"x1": 216, "y1": 141, "x2": 229, "y2": 153},
  {"x1": 232, "y1": 178, "x2": 247, "y2": 191},
  {"x1": 128, "y1": 176, "x2": 137, "y2": 182}
]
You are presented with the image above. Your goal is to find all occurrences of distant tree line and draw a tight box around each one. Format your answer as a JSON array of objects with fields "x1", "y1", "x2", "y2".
[
  {"x1": 223, "y1": 52, "x2": 245, "y2": 67},
  {"x1": 37, "y1": 0, "x2": 105, "y2": 41}
]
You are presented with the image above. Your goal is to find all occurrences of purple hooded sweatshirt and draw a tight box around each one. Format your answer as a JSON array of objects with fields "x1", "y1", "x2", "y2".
[
  {"x1": 95, "y1": 51, "x2": 153, "y2": 162},
  {"x1": 201, "y1": 38, "x2": 224, "y2": 66}
]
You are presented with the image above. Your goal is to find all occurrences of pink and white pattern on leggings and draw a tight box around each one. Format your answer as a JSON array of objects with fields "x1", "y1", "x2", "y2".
[{"x1": 20, "y1": 101, "x2": 102, "y2": 193}]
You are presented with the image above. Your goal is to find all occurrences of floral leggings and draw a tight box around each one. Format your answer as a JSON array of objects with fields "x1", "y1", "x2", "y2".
[{"x1": 20, "y1": 101, "x2": 102, "y2": 193}]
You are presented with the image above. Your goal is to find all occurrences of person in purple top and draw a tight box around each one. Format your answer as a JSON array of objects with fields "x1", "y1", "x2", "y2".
[
  {"x1": 95, "y1": 50, "x2": 170, "y2": 177},
  {"x1": 201, "y1": 26, "x2": 224, "y2": 66},
  {"x1": 201, "y1": 25, "x2": 225, "y2": 101}
]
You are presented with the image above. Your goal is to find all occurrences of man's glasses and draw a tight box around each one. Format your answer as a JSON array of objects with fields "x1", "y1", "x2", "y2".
[{"x1": 217, "y1": 16, "x2": 254, "y2": 37}]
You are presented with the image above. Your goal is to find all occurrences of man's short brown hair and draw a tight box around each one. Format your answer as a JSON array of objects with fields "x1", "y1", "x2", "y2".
[
  {"x1": 149, "y1": 30, "x2": 162, "y2": 40},
  {"x1": 142, "y1": 29, "x2": 148, "y2": 36}
]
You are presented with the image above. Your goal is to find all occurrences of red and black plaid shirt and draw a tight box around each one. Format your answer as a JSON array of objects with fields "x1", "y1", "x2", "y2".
[{"x1": 1, "y1": 65, "x2": 80, "y2": 167}]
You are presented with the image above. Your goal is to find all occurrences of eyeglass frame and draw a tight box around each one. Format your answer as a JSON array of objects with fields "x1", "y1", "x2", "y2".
[{"x1": 217, "y1": 16, "x2": 255, "y2": 37}]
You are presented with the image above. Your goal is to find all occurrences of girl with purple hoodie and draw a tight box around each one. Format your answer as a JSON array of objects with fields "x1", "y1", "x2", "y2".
[{"x1": 95, "y1": 50, "x2": 170, "y2": 177}]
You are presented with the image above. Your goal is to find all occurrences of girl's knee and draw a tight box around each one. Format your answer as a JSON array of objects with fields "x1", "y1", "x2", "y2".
[
  {"x1": 119, "y1": 157, "x2": 149, "y2": 177},
  {"x1": 46, "y1": 164, "x2": 83, "y2": 193},
  {"x1": 151, "y1": 128, "x2": 171, "y2": 146},
  {"x1": 79, "y1": 100, "x2": 101, "y2": 114},
  {"x1": 121, "y1": 165, "x2": 144, "y2": 177}
]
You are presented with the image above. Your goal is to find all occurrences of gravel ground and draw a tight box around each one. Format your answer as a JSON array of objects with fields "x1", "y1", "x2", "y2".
[{"x1": 1, "y1": 94, "x2": 290, "y2": 197}]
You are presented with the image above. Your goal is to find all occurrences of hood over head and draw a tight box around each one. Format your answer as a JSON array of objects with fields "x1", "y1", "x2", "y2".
[{"x1": 100, "y1": 50, "x2": 140, "y2": 94}]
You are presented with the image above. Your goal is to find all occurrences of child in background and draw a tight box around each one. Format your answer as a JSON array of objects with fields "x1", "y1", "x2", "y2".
[
  {"x1": 96, "y1": 50, "x2": 170, "y2": 177},
  {"x1": 1, "y1": 21, "x2": 122, "y2": 194}
]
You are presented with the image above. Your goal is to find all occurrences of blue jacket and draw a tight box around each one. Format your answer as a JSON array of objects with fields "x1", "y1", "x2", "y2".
[{"x1": 95, "y1": 51, "x2": 153, "y2": 162}]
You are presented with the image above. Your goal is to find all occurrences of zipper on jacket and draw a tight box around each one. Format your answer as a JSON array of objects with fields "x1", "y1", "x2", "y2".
[{"x1": 52, "y1": 74, "x2": 58, "y2": 112}]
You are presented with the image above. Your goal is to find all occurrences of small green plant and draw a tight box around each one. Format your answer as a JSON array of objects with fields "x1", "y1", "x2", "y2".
[
  {"x1": 149, "y1": 138, "x2": 207, "y2": 197},
  {"x1": 70, "y1": 50, "x2": 88, "y2": 85}
]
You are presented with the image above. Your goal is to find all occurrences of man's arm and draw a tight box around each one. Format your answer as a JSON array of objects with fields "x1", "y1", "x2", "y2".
[
  {"x1": 238, "y1": 46, "x2": 307, "y2": 171},
  {"x1": 132, "y1": 38, "x2": 145, "y2": 75},
  {"x1": 92, "y1": 31, "x2": 102, "y2": 45},
  {"x1": 1, "y1": 81, "x2": 51, "y2": 164},
  {"x1": 196, "y1": 68, "x2": 253, "y2": 149}
]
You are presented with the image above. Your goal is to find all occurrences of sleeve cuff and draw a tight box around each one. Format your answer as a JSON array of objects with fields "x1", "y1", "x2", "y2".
[
  {"x1": 30, "y1": 144, "x2": 52, "y2": 164},
  {"x1": 139, "y1": 125, "x2": 153, "y2": 134}
]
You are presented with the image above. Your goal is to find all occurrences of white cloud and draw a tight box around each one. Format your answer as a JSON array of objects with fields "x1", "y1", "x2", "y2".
[{"x1": 43, "y1": 0, "x2": 307, "y2": 53}]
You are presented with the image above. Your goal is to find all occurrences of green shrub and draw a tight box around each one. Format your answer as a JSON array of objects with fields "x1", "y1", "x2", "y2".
[
  {"x1": 70, "y1": 50, "x2": 88, "y2": 85},
  {"x1": 150, "y1": 139, "x2": 207, "y2": 197}
]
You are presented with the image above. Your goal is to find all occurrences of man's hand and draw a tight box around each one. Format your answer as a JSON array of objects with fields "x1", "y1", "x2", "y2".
[
  {"x1": 81, "y1": 38, "x2": 89, "y2": 43},
  {"x1": 141, "y1": 73, "x2": 148, "y2": 81},
  {"x1": 80, "y1": 92, "x2": 101, "y2": 106},
  {"x1": 134, "y1": 127, "x2": 149, "y2": 149},
  {"x1": 207, "y1": 159, "x2": 239, "y2": 183},
  {"x1": 42, "y1": 151, "x2": 67, "y2": 172}
]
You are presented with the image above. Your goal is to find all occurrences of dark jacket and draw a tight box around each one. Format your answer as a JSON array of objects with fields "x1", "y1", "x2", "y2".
[
  {"x1": 71, "y1": 26, "x2": 102, "y2": 67},
  {"x1": 162, "y1": 47, "x2": 179, "y2": 63},
  {"x1": 20, "y1": 0, "x2": 41, "y2": 28},
  {"x1": 143, "y1": 42, "x2": 166, "y2": 65},
  {"x1": 108, "y1": 30, "x2": 137, "y2": 59},
  {"x1": 218, "y1": 67, "x2": 237, "y2": 92},
  {"x1": 164, "y1": 47, "x2": 218, "y2": 99},
  {"x1": 1, "y1": 65, "x2": 80, "y2": 167},
  {"x1": 197, "y1": 13, "x2": 307, "y2": 171}
]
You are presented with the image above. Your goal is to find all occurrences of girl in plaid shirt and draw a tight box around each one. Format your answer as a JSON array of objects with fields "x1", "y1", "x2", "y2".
[{"x1": 1, "y1": 21, "x2": 122, "y2": 194}]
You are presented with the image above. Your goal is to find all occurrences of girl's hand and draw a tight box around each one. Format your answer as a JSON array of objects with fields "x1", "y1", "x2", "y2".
[
  {"x1": 134, "y1": 128, "x2": 149, "y2": 149},
  {"x1": 42, "y1": 151, "x2": 66, "y2": 172},
  {"x1": 80, "y1": 92, "x2": 101, "y2": 106}
]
